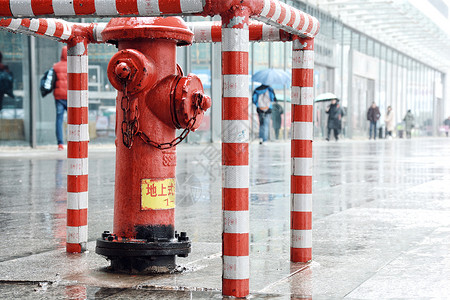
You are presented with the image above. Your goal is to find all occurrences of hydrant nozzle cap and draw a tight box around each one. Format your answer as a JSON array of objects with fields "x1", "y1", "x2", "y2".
[{"x1": 115, "y1": 62, "x2": 131, "y2": 80}]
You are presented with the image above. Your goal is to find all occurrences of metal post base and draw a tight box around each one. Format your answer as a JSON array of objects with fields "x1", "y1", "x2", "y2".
[{"x1": 95, "y1": 231, "x2": 190, "y2": 274}]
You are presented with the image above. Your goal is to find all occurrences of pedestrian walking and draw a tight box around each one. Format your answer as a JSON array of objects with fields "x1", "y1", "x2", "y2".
[
  {"x1": 403, "y1": 109, "x2": 415, "y2": 139},
  {"x1": 385, "y1": 106, "x2": 394, "y2": 139},
  {"x1": 0, "y1": 51, "x2": 14, "y2": 113},
  {"x1": 444, "y1": 116, "x2": 450, "y2": 137},
  {"x1": 52, "y1": 46, "x2": 68, "y2": 150},
  {"x1": 325, "y1": 98, "x2": 344, "y2": 141},
  {"x1": 271, "y1": 99, "x2": 283, "y2": 140},
  {"x1": 367, "y1": 102, "x2": 381, "y2": 140},
  {"x1": 252, "y1": 84, "x2": 276, "y2": 144}
]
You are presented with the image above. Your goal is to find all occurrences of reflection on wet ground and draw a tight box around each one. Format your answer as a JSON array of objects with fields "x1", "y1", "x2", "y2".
[{"x1": 0, "y1": 138, "x2": 449, "y2": 298}]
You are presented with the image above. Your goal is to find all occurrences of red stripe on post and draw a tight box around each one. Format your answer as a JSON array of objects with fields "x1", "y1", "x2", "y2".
[
  {"x1": 68, "y1": 175, "x2": 89, "y2": 193},
  {"x1": 292, "y1": 105, "x2": 313, "y2": 122},
  {"x1": 287, "y1": 8, "x2": 296, "y2": 27},
  {"x1": 67, "y1": 107, "x2": 89, "y2": 125},
  {"x1": 291, "y1": 139, "x2": 312, "y2": 158},
  {"x1": 291, "y1": 176, "x2": 312, "y2": 194},
  {"x1": 267, "y1": 0, "x2": 276, "y2": 18},
  {"x1": 31, "y1": 0, "x2": 53, "y2": 16},
  {"x1": 222, "y1": 143, "x2": 249, "y2": 166},
  {"x1": 306, "y1": 15, "x2": 314, "y2": 33},
  {"x1": 158, "y1": 0, "x2": 181, "y2": 14},
  {"x1": 222, "y1": 188, "x2": 249, "y2": 211},
  {"x1": 249, "y1": 23, "x2": 263, "y2": 41},
  {"x1": 21, "y1": 19, "x2": 30, "y2": 27},
  {"x1": 66, "y1": 243, "x2": 82, "y2": 253},
  {"x1": 222, "y1": 97, "x2": 248, "y2": 120},
  {"x1": 291, "y1": 211, "x2": 312, "y2": 230},
  {"x1": 68, "y1": 141, "x2": 89, "y2": 159},
  {"x1": 292, "y1": 69, "x2": 313, "y2": 87},
  {"x1": 67, "y1": 208, "x2": 88, "y2": 227},
  {"x1": 54, "y1": 22, "x2": 64, "y2": 38},
  {"x1": 35, "y1": 19, "x2": 48, "y2": 35},
  {"x1": 115, "y1": 0, "x2": 138, "y2": 15},
  {"x1": 223, "y1": 233, "x2": 249, "y2": 256},
  {"x1": 0, "y1": 19, "x2": 12, "y2": 27},
  {"x1": 74, "y1": 0, "x2": 96, "y2": 15},
  {"x1": 68, "y1": 73, "x2": 89, "y2": 90},
  {"x1": 211, "y1": 24, "x2": 222, "y2": 42},
  {"x1": 223, "y1": 279, "x2": 250, "y2": 298},
  {"x1": 278, "y1": 5, "x2": 286, "y2": 24},
  {"x1": 222, "y1": 52, "x2": 249, "y2": 75},
  {"x1": 291, "y1": 247, "x2": 312, "y2": 262},
  {"x1": 0, "y1": 0, "x2": 12, "y2": 16}
]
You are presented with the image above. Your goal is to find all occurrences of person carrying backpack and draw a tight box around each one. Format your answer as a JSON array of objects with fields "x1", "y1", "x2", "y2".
[
  {"x1": 52, "y1": 46, "x2": 68, "y2": 151},
  {"x1": 252, "y1": 84, "x2": 276, "y2": 144},
  {"x1": 0, "y1": 51, "x2": 14, "y2": 112}
]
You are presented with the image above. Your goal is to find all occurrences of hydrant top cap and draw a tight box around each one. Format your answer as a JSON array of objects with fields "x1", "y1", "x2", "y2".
[{"x1": 102, "y1": 17, "x2": 193, "y2": 46}]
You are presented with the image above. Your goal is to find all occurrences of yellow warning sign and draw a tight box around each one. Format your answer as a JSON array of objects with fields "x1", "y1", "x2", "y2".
[{"x1": 141, "y1": 178, "x2": 175, "y2": 210}]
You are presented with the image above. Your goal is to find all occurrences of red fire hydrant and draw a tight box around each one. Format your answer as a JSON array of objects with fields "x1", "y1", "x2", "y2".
[{"x1": 96, "y1": 17, "x2": 211, "y2": 273}]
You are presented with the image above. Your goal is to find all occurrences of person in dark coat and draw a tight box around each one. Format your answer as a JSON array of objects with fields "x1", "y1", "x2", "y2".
[
  {"x1": 367, "y1": 102, "x2": 381, "y2": 140},
  {"x1": 271, "y1": 99, "x2": 283, "y2": 139},
  {"x1": 403, "y1": 109, "x2": 415, "y2": 139},
  {"x1": 252, "y1": 84, "x2": 276, "y2": 144},
  {"x1": 53, "y1": 46, "x2": 68, "y2": 151},
  {"x1": 0, "y1": 51, "x2": 12, "y2": 112},
  {"x1": 325, "y1": 99, "x2": 344, "y2": 141}
]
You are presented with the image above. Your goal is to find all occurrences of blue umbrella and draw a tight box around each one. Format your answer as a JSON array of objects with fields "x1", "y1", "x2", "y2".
[{"x1": 252, "y1": 68, "x2": 291, "y2": 86}]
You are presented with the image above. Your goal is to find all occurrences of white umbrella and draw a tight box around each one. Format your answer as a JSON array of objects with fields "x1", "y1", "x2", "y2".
[{"x1": 315, "y1": 92, "x2": 339, "y2": 102}]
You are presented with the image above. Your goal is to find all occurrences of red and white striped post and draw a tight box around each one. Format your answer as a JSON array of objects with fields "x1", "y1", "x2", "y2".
[
  {"x1": 290, "y1": 36, "x2": 314, "y2": 262},
  {"x1": 221, "y1": 8, "x2": 250, "y2": 298},
  {"x1": 66, "y1": 38, "x2": 89, "y2": 253}
]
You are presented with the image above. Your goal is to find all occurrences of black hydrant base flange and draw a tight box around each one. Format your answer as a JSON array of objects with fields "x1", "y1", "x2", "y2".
[{"x1": 95, "y1": 232, "x2": 191, "y2": 274}]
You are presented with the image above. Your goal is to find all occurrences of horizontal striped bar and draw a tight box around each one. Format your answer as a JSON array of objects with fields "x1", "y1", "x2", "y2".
[
  {"x1": 222, "y1": 52, "x2": 249, "y2": 75},
  {"x1": 222, "y1": 143, "x2": 249, "y2": 165},
  {"x1": 68, "y1": 55, "x2": 88, "y2": 73},
  {"x1": 291, "y1": 229, "x2": 312, "y2": 248},
  {"x1": 291, "y1": 122, "x2": 313, "y2": 140},
  {"x1": 223, "y1": 165, "x2": 249, "y2": 189},
  {"x1": 292, "y1": 69, "x2": 313, "y2": 87},
  {"x1": 67, "y1": 208, "x2": 88, "y2": 226},
  {"x1": 291, "y1": 139, "x2": 312, "y2": 158},
  {"x1": 291, "y1": 157, "x2": 313, "y2": 176},
  {"x1": 291, "y1": 194, "x2": 312, "y2": 212},
  {"x1": 67, "y1": 174, "x2": 88, "y2": 193},
  {"x1": 222, "y1": 28, "x2": 249, "y2": 52},
  {"x1": 67, "y1": 158, "x2": 88, "y2": 176},
  {"x1": 67, "y1": 191, "x2": 88, "y2": 209},
  {"x1": 222, "y1": 279, "x2": 249, "y2": 298},
  {"x1": 66, "y1": 225, "x2": 88, "y2": 243},
  {"x1": 67, "y1": 141, "x2": 89, "y2": 158},
  {"x1": 222, "y1": 97, "x2": 249, "y2": 120},
  {"x1": 222, "y1": 120, "x2": 250, "y2": 143},
  {"x1": 292, "y1": 105, "x2": 313, "y2": 123},
  {"x1": 223, "y1": 233, "x2": 249, "y2": 256},
  {"x1": 291, "y1": 211, "x2": 312, "y2": 230},
  {"x1": 223, "y1": 210, "x2": 249, "y2": 234},
  {"x1": 222, "y1": 188, "x2": 249, "y2": 211},
  {"x1": 290, "y1": 247, "x2": 312, "y2": 262},
  {"x1": 292, "y1": 50, "x2": 314, "y2": 69},
  {"x1": 223, "y1": 255, "x2": 249, "y2": 280},
  {"x1": 223, "y1": 75, "x2": 249, "y2": 98},
  {"x1": 291, "y1": 175, "x2": 312, "y2": 194},
  {"x1": 67, "y1": 124, "x2": 89, "y2": 141},
  {"x1": 291, "y1": 86, "x2": 313, "y2": 105},
  {"x1": 67, "y1": 107, "x2": 88, "y2": 124}
]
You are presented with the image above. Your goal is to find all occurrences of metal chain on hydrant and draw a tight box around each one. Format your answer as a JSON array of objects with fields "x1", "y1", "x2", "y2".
[{"x1": 120, "y1": 81, "x2": 200, "y2": 149}]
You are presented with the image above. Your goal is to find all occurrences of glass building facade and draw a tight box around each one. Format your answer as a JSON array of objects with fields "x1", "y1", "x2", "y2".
[{"x1": 0, "y1": 1, "x2": 446, "y2": 146}]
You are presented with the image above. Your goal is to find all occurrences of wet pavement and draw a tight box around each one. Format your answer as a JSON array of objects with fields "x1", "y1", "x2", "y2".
[{"x1": 0, "y1": 138, "x2": 449, "y2": 299}]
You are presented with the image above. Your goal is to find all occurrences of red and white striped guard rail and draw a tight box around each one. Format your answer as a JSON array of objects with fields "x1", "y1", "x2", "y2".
[
  {"x1": 0, "y1": 0, "x2": 319, "y2": 39},
  {"x1": 0, "y1": 18, "x2": 72, "y2": 41},
  {"x1": 290, "y1": 37, "x2": 314, "y2": 263},
  {"x1": 66, "y1": 39, "x2": 89, "y2": 253},
  {"x1": 221, "y1": 8, "x2": 250, "y2": 298}
]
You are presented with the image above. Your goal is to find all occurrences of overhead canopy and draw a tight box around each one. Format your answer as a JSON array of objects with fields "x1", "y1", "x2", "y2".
[{"x1": 312, "y1": 0, "x2": 450, "y2": 71}]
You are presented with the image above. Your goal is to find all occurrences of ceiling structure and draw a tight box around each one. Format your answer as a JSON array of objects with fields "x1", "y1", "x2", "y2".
[{"x1": 310, "y1": 0, "x2": 450, "y2": 71}]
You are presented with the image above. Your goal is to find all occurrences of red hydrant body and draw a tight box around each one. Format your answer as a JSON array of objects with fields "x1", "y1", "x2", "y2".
[{"x1": 96, "y1": 17, "x2": 211, "y2": 273}]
